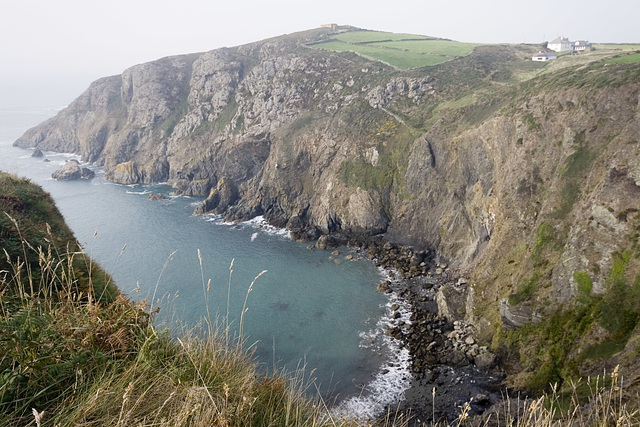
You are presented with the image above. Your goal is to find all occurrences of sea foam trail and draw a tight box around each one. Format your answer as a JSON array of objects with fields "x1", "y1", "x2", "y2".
[
  {"x1": 243, "y1": 215, "x2": 292, "y2": 238},
  {"x1": 334, "y1": 271, "x2": 413, "y2": 420},
  {"x1": 203, "y1": 215, "x2": 292, "y2": 239}
]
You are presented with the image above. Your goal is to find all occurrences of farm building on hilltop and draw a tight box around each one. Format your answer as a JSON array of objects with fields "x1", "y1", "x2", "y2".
[
  {"x1": 532, "y1": 51, "x2": 558, "y2": 61},
  {"x1": 548, "y1": 36, "x2": 592, "y2": 53},
  {"x1": 573, "y1": 40, "x2": 592, "y2": 52},
  {"x1": 548, "y1": 36, "x2": 572, "y2": 52},
  {"x1": 321, "y1": 23, "x2": 338, "y2": 29}
]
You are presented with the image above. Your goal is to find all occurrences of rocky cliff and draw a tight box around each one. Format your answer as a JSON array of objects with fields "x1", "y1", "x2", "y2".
[{"x1": 15, "y1": 27, "x2": 640, "y2": 389}]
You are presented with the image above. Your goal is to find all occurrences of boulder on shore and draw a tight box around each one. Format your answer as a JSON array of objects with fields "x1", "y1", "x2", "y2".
[{"x1": 52, "y1": 160, "x2": 95, "y2": 180}]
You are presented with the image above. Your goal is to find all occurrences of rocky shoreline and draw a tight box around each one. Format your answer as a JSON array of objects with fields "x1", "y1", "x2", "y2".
[
  {"x1": 196, "y1": 200, "x2": 512, "y2": 423},
  {"x1": 345, "y1": 239, "x2": 508, "y2": 424}
]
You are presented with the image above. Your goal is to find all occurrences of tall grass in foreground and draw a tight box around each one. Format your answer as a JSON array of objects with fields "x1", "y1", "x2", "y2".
[
  {"x1": 0, "y1": 225, "x2": 377, "y2": 427},
  {"x1": 450, "y1": 366, "x2": 640, "y2": 426}
]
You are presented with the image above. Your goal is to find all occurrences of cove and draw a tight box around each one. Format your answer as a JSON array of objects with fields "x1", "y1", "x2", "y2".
[{"x1": 0, "y1": 90, "x2": 395, "y2": 407}]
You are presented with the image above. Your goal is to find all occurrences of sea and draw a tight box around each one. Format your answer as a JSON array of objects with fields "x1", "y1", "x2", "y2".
[{"x1": 0, "y1": 76, "x2": 411, "y2": 418}]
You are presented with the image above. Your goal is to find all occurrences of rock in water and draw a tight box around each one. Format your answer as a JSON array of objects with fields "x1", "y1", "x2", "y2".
[
  {"x1": 193, "y1": 178, "x2": 238, "y2": 215},
  {"x1": 51, "y1": 160, "x2": 95, "y2": 180},
  {"x1": 32, "y1": 148, "x2": 43, "y2": 157}
]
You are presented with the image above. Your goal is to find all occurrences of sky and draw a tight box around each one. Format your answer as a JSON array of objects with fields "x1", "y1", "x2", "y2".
[{"x1": 1, "y1": 0, "x2": 638, "y2": 99}]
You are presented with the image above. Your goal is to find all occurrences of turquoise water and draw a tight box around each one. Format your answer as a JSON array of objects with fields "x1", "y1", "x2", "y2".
[{"x1": 0, "y1": 83, "x2": 402, "y2": 408}]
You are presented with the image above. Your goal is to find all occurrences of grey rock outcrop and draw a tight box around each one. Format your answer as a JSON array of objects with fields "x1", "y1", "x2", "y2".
[
  {"x1": 436, "y1": 283, "x2": 468, "y2": 322},
  {"x1": 193, "y1": 177, "x2": 238, "y2": 214},
  {"x1": 499, "y1": 299, "x2": 541, "y2": 329},
  {"x1": 51, "y1": 160, "x2": 95, "y2": 180}
]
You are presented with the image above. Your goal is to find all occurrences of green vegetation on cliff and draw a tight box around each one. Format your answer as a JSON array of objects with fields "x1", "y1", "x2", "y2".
[{"x1": 481, "y1": 60, "x2": 640, "y2": 393}]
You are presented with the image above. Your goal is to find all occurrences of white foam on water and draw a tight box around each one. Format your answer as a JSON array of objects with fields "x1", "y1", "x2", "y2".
[
  {"x1": 333, "y1": 271, "x2": 414, "y2": 420},
  {"x1": 205, "y1": 215, "x2": 291, "y2": 239},
  {"x1": 42, "y1": 152, "x2": 82, "y2": 166},
  {"x1": 125, "y1": 189, "x2": 151, "y2": 195},
  {"x1": 203, "y1": 214, "x2": 230, "y2": 224},
  {"x1": 243, "y1": 215, "x2": 291, "y2": 238},
  {"x1": 251, "y1": 232, "x2": 258, "y2": 241}
]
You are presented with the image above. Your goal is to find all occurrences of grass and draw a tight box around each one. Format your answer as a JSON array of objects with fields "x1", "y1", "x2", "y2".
[
  {"x1": 312, "y1": 30, "x2": 481, "y2": 69},
  {"x1": 454, "y1": 367, "x2": 640, "y2": 426},
  {"x1": 607, "y1": 52, "x2": 640, "y2": 64},
  {"x1": 573, "y1": 271, "x2": 593, "y2": 304},
  {"x1": 332, "y1": 31, "x2": 434, "y2": 44},
  {"x1": 314, "y1": 41, "x2": 447, "y2": 68},
  {"x1": 508, "y1": 275, "x2": 539, "y2": 305},
  {"x1": 595, "y1": 44, "x2": 640, "y2": 51},
  {"x1": 0, "y1": 173, "x2": 117, "y2": 302},
  {"x1": 550, "y1": 141, "x2": 596, "y2": 220},
  {"x1": 375, "y1": 40, "x2": 479, "y2": 57}
]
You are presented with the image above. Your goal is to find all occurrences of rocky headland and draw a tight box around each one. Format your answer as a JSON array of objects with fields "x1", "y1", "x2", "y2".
[{"x1": 14, "y1": 26, "x2": 640, "y2": 419}]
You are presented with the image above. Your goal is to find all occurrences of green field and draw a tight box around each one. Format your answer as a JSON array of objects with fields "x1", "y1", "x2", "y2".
[
  {"x1": 333, "y1": 31, "x2": 433, "y2": 43},
  {"x1": 607, "y1": 52, "x2": 640, "y2": 64},
  {"x1": 596, "y1": 44, "x2": 640, "y2": 51},
  {"x1": 312, "y1": 30, "x2": 482, "y2": 69},
  {"x1": 378, "y1": 39, "x2": 480, "y2": 56}
]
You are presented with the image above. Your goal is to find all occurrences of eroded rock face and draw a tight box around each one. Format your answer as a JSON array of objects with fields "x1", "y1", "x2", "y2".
[
  {"x1": 193, "y1": 177, "x2": 238, "y2": 215},
  {"x1": 499, "y1": 299, "x2": 540, "y2": 329},
  {"x1": 51, "y1": 160, "x2": 95, "y2": 180},
  {"x1": 14, "y1": 33, "x2": 439, "y2": 247}
]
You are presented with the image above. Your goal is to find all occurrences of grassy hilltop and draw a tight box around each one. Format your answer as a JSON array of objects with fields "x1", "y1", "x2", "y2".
[{"x1": 310, "y1": 29, "x2": 482, "y2": 69}]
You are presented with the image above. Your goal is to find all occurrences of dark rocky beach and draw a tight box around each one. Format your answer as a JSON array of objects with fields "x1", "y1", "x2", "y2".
[{"x1": 350, "y1": 239, "x2": 508, "y2": 425}]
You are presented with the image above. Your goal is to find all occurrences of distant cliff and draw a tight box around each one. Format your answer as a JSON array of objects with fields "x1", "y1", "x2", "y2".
[{"x1": 15, "y1": 27, "x2": 640, "y2": 390}]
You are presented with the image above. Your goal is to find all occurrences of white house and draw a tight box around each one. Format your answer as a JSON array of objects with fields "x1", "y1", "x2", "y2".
[
  {"x1": 532, "y1": 51, "x2": 558, "y2": 61},
  {"x1": 573, "y1": 40, "x2": 592, "y2": 52},
  {"x1": 548, "y1": 36, "x2": 572, "y2": 52}
]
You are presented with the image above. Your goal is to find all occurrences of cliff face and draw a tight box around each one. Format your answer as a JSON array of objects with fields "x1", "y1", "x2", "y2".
[{"x1": 15, "y1": 28, "x2": 640, "y2": 387}]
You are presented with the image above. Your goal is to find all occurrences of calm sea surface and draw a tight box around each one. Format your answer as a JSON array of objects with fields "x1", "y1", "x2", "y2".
[{"x1": 0, "y1": 80, "x2": 407, "y2": 412}]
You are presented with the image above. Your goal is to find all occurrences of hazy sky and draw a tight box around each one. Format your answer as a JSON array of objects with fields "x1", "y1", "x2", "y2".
[{"x1": 1, "y1": 0, "x2": 638, "y2": 93}]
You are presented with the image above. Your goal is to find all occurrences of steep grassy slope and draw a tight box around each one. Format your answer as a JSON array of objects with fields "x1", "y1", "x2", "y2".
[{"x1": 0, "y1": 172, "x2": 117, "y2": 302}]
